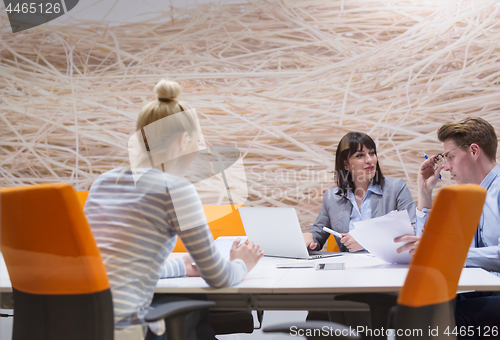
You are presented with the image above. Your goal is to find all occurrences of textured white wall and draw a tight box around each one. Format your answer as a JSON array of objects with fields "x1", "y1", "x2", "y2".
[
  {"x1": 2, "y1": 0, "x2": 500, "y2": 228},
  {"x1": 52, "y1": 0, "x2": 246, "y2": 24}
]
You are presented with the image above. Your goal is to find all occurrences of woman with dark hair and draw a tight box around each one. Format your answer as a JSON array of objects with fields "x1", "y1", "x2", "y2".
[
  {"x1": 303, "y1": 132, "x2": 416, "y2": 328},
  {"x1": 303, "y1": 132, "x2": 416, "y2": 253}
]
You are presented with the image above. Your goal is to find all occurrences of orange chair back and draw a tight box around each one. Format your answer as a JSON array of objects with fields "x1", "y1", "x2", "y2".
[
  {"x1": 326, "y1": 235, "x2": 341, "y2": 252},
  {"x1": 398, "y1": 185, "x2": 486, "y2": 307},
  {"x1": 173, "y1": 204, "x2": 245, "y2": 252},
  {"x1": 76, "y1": 190, "x2": 89, "y2": 208},
  {"x1": 0, "y1": 184, "x2": 110, "y2": 295}
]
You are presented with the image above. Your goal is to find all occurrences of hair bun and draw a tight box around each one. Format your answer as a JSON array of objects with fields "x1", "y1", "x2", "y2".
[{"x1": 155, "y1": 79, "x2": 181, "y2": 101}]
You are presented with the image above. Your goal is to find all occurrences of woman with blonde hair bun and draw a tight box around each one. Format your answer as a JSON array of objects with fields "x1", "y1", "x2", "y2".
[
  {"x1": 84, "y1": 79, "x2": 263, "y2": 340},
  {"x1": 136, "y1": 79, "x2": 190, "y2": 131}
]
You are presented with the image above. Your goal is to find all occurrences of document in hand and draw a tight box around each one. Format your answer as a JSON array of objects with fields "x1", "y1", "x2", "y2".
[
  {"x1": 349, "y1": 210, "x2": 414, "y2": 264},
  {"x1": 214, "y1": 236, "x2": 248, "y2": 260}
]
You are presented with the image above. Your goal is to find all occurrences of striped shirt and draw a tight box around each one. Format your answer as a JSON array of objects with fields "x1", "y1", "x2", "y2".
[{"x1": 84, "y1": 168, "x2": 247, "y2": 333}]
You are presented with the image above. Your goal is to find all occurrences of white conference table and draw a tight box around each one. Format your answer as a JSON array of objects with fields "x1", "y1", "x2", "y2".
[
  {"x1": 154, "y1": 253, "x2": 500, "y2": 311},
  {"x1": 1, "y1": 253, "x2": 500, "y2": 311}
]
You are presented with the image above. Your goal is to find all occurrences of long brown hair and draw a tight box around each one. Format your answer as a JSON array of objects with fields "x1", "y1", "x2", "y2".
[{"x1": 335, "y1": 132, "x2": 384, "y2": 195}]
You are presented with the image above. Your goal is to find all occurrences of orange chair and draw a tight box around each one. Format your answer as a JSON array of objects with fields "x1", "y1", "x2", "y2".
[
  {"x1": 264, "y1": 184, "x2": 487, "y2": 339},
  {"x1": 326, "y1": 235, "x2": 341, "y2": 252},
  {"x1": 1, "y1": 184, "x2": 114, "y2": 340},
  {"x1": 394, "y1": 184, "x2": 487, "y2": 335},
  {"x1": 1, "y1": 185, "x2": 215, "y2": 340},
  {"x1": 338, "y1": 184, "x2": 487, "y2": 338},
  {"x1": 76, "y1": 190, "x2": 89, "y2": 208}
]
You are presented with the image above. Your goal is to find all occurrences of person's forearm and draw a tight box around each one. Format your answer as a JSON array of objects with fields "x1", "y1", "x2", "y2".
[
  {"x1": 160, "y1": 258, "x2": 187, "y2": 278},
  {"x1": 417, "y1": 188, "x2": 433, "y2": 210},
  {"x1": 308, "y1": 226, "x2": 327, "y2": 250},
  {"x1": 415, "y1": 209, "x2": 429, "y2": 237},
  {"x1": 466, "y1": 246, "x2": 500, "y2": 273},
  {"x1": 180, "y1": 224, "x2": 246, "y2": 288}
]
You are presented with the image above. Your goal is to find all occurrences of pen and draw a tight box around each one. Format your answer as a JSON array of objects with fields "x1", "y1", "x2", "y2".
[
  {"x1": 323, "y1": 227, "x2": 343, "y2": 239},
  {"x1": 423, "y1": 152, "x2": 441, "y2": 180}
]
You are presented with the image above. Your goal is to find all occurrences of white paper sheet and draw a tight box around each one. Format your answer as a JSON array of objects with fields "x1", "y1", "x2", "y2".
[
  {"x1": 349, "y1": 210, "x2": 414, "y2": 264},
  {"x1": 214, "y1": 236, "x2": 248, "y2": 260}
]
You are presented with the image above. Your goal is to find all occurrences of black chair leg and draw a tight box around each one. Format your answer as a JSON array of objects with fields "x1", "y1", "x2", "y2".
[
  {"x1": 145, "y1": 300, "x2": 216, "y2": 340},
  {"x1": 335, "y1": 293, "x2": 398, "y2": 340},
  {"x1": 165, "y1": 314, "x2": 187, "y2": 340}
]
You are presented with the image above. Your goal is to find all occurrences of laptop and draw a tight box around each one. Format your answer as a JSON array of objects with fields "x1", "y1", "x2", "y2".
[{"x1": 238, "y1": 207, "x2": 342, "y2": 259}]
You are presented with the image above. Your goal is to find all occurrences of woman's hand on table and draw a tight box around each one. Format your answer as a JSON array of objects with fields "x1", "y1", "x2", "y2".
[
  {"x1": 182, "y1": 254, "x2": 200, "y2": 277},
  {"x1": 230, "y1": 238, "x2": 264, "y2": 273}
]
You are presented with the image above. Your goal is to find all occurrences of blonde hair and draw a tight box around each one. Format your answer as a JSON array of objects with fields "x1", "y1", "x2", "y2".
[{"x1": 136, "y1": 79, "x2": 197, "y2": 151}]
